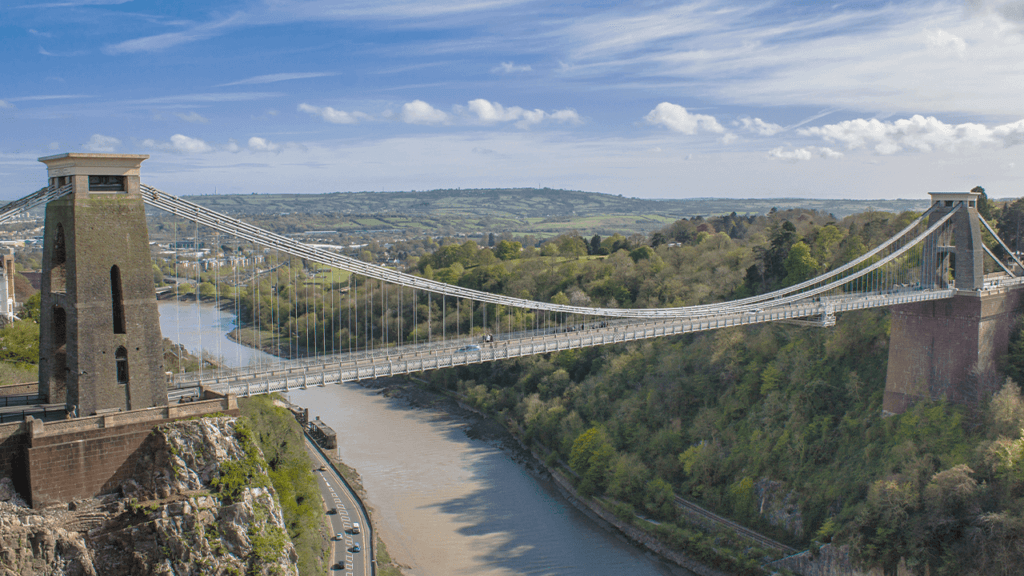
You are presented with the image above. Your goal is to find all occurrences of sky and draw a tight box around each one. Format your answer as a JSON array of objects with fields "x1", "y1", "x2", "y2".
[{"x1": 1, "y1": 0, "x2": 1023, "y2": 201}]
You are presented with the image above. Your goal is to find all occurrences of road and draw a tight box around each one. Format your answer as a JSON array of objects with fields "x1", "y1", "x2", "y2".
[{"x1": 306, "y1": 439, "x2": 372, "y2": 576}]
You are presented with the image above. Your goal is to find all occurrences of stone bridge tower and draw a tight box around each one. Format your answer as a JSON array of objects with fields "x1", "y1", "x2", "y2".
[
  {"x1": 885, "y1": 191, "x2": 1022, "y2": 414},
  {"x1": 36, "y1": 153, "x2": 167, "y2": 416}
]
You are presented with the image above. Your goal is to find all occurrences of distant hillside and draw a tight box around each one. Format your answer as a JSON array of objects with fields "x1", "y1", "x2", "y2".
[{"x1": 185, "y1": 188, "x2": 932, "y2": 220}]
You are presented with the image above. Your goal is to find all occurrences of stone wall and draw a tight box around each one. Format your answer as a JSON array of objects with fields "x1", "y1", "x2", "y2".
[
  {"x1": 0, "y1": 395, "x2": 238, "y2": 508},
  {"x1": 0, "y1": 383, "x2": 40, "y2": 396},
  {"x1": 0, "y1": 421, "x2": 28, "y2": 496},
  {"x1": 885, "y1": 287, "x2": 1023, "y2": 414},
  {"x1": 547, "y1": 468, "x2": 731, "y2": 576}
]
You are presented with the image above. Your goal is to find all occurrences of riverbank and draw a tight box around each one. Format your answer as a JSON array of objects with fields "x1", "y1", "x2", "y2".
[{"x1": 351, "y1": 376, "x2": 723, "y2": 575}]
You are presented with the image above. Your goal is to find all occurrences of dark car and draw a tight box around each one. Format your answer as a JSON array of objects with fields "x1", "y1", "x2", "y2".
[
  {"x1": 333, "y1": 560, "x2": 345, "y2": 570},
  {"x1": 351, "y1": 543, "x2": 361, "y2": 553}
]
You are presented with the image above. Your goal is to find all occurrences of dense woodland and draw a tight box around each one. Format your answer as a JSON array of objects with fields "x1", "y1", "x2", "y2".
[{"x1": 7, "y1": 189, "x2": 1024, "y2": 574}]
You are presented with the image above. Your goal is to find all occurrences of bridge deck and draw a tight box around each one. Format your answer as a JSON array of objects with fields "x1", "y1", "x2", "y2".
[{"x1": 170, "y1": 287, "x2": 967, "y2": 400}]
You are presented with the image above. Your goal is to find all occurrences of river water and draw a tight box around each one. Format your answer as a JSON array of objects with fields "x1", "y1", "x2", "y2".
[{"x1": 158, "y1": 301, "x2": 690, "y2": 576}]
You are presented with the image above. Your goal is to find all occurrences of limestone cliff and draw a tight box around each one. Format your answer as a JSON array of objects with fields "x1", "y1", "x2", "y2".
[{"x1": 0, "y1": 417, "x2": 299, "y2": 576}]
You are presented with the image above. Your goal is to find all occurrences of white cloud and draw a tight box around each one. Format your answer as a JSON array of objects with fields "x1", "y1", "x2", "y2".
[
  {"x1": 401, "y1": 100, "x2": 448, "y2": 124},
  {"x1": 0, "y1": 100, "x2": 12, "y2": 109},
  {"x1": 768, "y1": 146, "x2": 843, "y2": 162},
  {"x1": 226, "y1": 139, "x2": 240, "y2": 153},
  {"x1": 925, "y1": 29, "x2": 966, "y2": 58},
  {"x1": 219, "y1": 72, "x2": 337, "y2": 87},
  {"x1": 492, "y1": 62, "x2": 532, "y2": 73},
  {"x1": 298, "y1": 103, "x2": 359, "y2": 124},
  {"x1": 176, "y1": 111, "x2": 209, "y2": 124},
  {"x1": 799, "y1": 115, "x2": 1024, "y2": 155},
  {"x1": 736, "y1": 117, "x2": 783, "y2": 136},
  {"x1": 28, "y1": 29, "x2": 52, "y2": 38},
  {"x1": 461, "y1": 99, "x2": 580, "y2": 129},
  {"x1": 644, "y1": 102, "x2": 725, "y2": 135},
  {"x1": 248, "y1": 137, "x2": 280, "y2": 152},
  {"x1": 141, "y1": 134, "x2": 213, "y2": 154},
  {"x1": 83, "y1": 134, "x2": 120, "y2": 152}
]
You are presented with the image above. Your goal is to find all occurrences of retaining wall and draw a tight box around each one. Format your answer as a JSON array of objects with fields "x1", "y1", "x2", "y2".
[{"x1": 3, "y1": 395, "x2": 237, "y2": 508}]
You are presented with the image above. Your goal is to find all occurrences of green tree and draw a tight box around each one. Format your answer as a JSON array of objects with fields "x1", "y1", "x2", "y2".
[
  {"x1": 783, "y1": 241, "x2": 819, "y2": 286},
  {"x1": 643, "y1": 478, "x2": 676, "y2": 521},
  {"x1": 0, "y1": 320, "x2": 40, "y2": 366},
  {"x1": 21, "y1": 293, "x2": 41, "y2": 322},
  {"x1": 494, "y1": 240, "x2": 522, "y2": 261}
]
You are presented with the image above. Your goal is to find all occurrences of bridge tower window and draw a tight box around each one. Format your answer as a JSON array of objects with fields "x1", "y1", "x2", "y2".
[
  {"x1": 88, "y1": 175, "x2": 125, "y2": 192},
  {"x1": 115, "y1": 346, "x2": 129, "y2": 385},
  {"x1": 51, "y1": 223, "x2": 66, "y2": 293},
  {"x1": 110, "y1": 265, "x2": 126, "y2": 334}
]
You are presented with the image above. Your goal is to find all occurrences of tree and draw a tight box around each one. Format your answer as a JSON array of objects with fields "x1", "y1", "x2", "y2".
[
  {"x1": 783, "y1": 241, "x2": 819, "y2": 286},
  {"x1": 21, "y1": 293, "x2": 41, "y2": 322},
  {"x1": 494, "y1": 240, "x2": 522, "y2": 261},
  {"x1": 643, "y1": 478, "x2": 676, "y2": 521},
  {"x1": 590, "y1": 234, "x2": 602, "y2": 255},
  {"x1": 972, "y1": 186, "x2": 996, "y2": 221},
  {"x1": 0, "y1": 320, "x2": 40, "y2": 366},
  {"x1": 607, "y1": 453, "x2": 651, "y2": 506}
]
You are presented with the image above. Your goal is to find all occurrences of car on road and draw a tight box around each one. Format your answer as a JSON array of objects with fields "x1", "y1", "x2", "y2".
[
  {"x1": 335, "y1": 533, "x2": 344, "y2": 541},
  {"x1": 328, "y1": 507, "x2": 337, "y2": 515},
  {"x1": 351, "y1": 543, "x2": 361, "y2": 553},
  {"x1": 333, "y1": 561, "x2": 345, "y2": 570},
  {"x1": 318, "y1": 465, "x2": 327, "y2": 471},
  {"x1": 351, "y1": 522, "x2": 360, "y2": 534},
  {"x1": 456, "y1": 345, "x2": 481, "y2": 352}
]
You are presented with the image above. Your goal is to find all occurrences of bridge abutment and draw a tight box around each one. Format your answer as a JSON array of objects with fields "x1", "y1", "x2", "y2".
[{"x1": 884, "y1": 286, "x2": 1023, "y2": 414}]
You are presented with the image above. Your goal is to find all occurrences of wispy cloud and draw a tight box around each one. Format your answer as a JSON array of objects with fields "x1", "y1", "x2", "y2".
[
  {"x1": 768, "y1": 146, "x2": 843, "y2": 162},
  {"x1": 103, "y1": 12, "x2": 246, "y2": 55},
  {"x1": 491, "y1": 61, "x2": 531, "y2": 73},
  {"x1": 130, "y1": 92, "x2": 280, "y2": 105},
  {"x1": 556, "y1": 1, "x2": 1024, "y2": 115},
  {"x1": 99, "y1": 0, "x2": 531, "y2": 55},
  {"x1": 218, "y1": 72, "x2": 338, "y2": 87},
  {"x1": 141, "y1": 134, "x2": 213, "y2": 154},
  {"x1": 176, "y1": 111, "x2": 209, "y2": 124},
  {"x1": 83, "y1": 134, "x2": 120, "y2": 152},
  {"x1": 28, "y1": 29, "x2": 52, "y2": 38},
  {"x1": 0, "y1": 100, "x2": 13, "y2": 109},
  {"x1": 6, "y1": 94, "x2": 91, "y2": 102},
  {"x1": 26, "y1": 0, "x2": 132, "y2": 7}
]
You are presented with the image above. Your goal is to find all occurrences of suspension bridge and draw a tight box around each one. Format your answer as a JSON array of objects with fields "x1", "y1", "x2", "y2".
[{"x1": 4, "y1": 153, "x2": 1023, "y2": 422}]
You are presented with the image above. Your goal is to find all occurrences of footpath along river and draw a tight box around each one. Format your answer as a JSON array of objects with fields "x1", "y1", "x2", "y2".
[{"x1": 159, "y1": 300, "x2": 692, "y2": 576}]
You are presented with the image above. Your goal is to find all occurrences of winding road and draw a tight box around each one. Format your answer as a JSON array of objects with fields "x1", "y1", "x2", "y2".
[{"x1": 306, "y1": 439, "x2": 373, "y2": 576}]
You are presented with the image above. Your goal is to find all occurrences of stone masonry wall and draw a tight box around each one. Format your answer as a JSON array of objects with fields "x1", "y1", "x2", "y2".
[
  {"x1": 884, "y1": 288, "x2": 1023, "y2": 414},
  {"x1": 0, "y1": 422, "x2": 28, "y2": 497},
  {"x1": 27, "y1": 419, "x2": 171, "y2": 509},
  {"x1": 19, "y1": 396, "x2": 238, "y2": 508}
]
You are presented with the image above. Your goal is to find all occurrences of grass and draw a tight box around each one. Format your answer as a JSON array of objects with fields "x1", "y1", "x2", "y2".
[
  {"x1": 240, "y1": 395, "x2": 332, "y2": 576},
  {"x1": 375, "y1": 537, "x2": 405, "y2": 576},
  {"x1": 0, "y1": 361, "x2": 36, "y2": 385}
]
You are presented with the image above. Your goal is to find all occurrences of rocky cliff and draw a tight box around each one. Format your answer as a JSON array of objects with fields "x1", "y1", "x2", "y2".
[{"x1": 0, "y1": 417, "x2": 299, "y2": 576}]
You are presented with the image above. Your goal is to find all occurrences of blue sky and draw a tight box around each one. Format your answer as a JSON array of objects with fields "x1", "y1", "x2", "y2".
[{"x1": 1, "y1": 0, "x2": 1023, "y2": 200}]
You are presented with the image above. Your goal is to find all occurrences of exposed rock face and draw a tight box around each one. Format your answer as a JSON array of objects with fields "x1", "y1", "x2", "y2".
[
  {"x1": 754, "y1": 477, "x2": 804, "y2": 538},
  {"x1": 0, "y1": 417, "x2": 299, "y2": 576}
]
